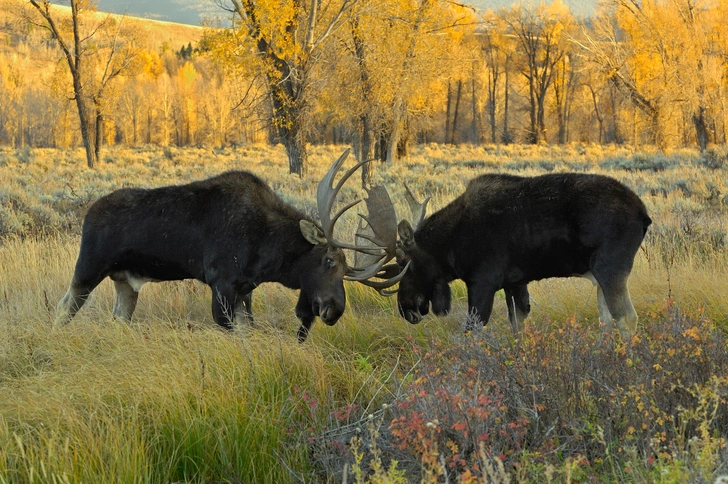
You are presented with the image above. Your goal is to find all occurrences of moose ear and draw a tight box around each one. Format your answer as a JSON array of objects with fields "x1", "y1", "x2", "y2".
[
  {"x1": 300, "y1": 220, "x2": 328, "y2": 245},
  {"x1": 398, "y1": 220, "x2": 415, "y2": 249}
]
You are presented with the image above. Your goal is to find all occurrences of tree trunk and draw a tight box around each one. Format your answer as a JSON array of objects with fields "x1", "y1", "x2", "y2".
[
  {"x1": 589, "y1": 87, "x2": 604, "y2": 144},
  {"x1": 74, "y1": 90, "x2": 97, "y2": 168},
  {"x1": 268, "y1": 74, "x2": 307, "y2": 175},
  {"x1": 502, "y1": 56, "x2": 510, "y2": 144},
  {"x1": 351, "y1": 19, "x2": 377, "y2": 187},
  {"x1": 359, "y1": 116, "x2": 376, "y2": 187},
  {"x1": 693, "y1": 106, "x2": 708, "y2": 152},
  {"x1": 450, "y1": 80, "x2": 463, "y2": 145},
  {"x1": 386, "y1": 123, "x2": 401, "y2": 164},
  {"x1": 527, "y1": 76, "x2": 538, "y2": 144},
  {"x1": 470, "y1": 74, "x2": 479, "y2": 143},
  {"x1": 281, "y1": 123, "x2": 307, "y2": 176},
  {"x1": 488, "y1": 70, "x2": 497, "y2": 143},
  {"x1": 537, "y1": 88, "x2": 547, "y2": 143},
  {"x1": 444, "y1": 81, "x2": 452, "y2": 144},
  {"x1": 375, "y1": 133, "x2": 387, "y2": 161},
  {"x1": 94, "y1": 102, "x2": 103, "y2": 162},
  {"x1": 397, "y1": 127, "x2": 409, "y2": 158}
]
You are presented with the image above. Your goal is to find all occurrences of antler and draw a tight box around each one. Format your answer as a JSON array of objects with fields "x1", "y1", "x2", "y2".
[
  {"x1": 316, "y1": 149, "x2": 371, "y2": 250},
  {"x1": 316, "y1": 150, "x2": 409, "y2": 294},
  {"x1": 347, "y1": 185, "x2": 410, "y2": 295},
  {"x1": 404, "y1": 182, "x2": 431, "y2": 229}
]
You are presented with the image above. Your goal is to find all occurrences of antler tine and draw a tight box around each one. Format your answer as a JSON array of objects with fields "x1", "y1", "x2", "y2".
[
  {"x1": 317, "y1": 149, "x2": 369, "y2": 244},
  {"x1": 348, "y1": 185, "x2": 409, "y2": 295},
  {"x1": 351, "y1": 261, "x2": 411, "y2": 296},
  {"x1": 404, "y1": 182, "x2": 431, "y2": 229},
  {"x1": 360, "y1": 186, "x2": 398, "y2": 256}
]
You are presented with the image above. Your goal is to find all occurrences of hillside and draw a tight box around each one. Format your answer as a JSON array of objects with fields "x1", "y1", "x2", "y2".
[
  {"x1": 91, "y1": 0, "x2": 598, "y2": 25},
  {"x1": 0, "y1": 0, "x2": 203, "y2": 59}
]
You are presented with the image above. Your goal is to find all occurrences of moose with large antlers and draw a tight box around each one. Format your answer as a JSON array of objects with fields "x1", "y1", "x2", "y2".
[
  {"x1": 55, "y1": 150, "x2": 404, "y2": 342},
  {"x1": 389, "y1": 173, "x2": 652, "y2": 338}
]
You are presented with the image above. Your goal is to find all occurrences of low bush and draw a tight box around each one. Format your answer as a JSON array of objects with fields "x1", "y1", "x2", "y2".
[{"x1": 313, "y1": 301, "x2": 728, "y2": 482}]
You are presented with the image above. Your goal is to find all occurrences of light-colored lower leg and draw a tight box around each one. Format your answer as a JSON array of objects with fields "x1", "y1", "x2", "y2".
[
  {"x1": 597, "y1": 285, "x2": 614, "y2": 334},
  {"x1": 583, "y1": 272, "x2": 619, "y2": 336},
  {"x1": 55, "y1": 286, "x2": 89, "y2": 326},
  {"x1": 113, "y1": 281, "x2": 139, "y2": 321},
  {"x1": 507, "y1": 297, "x2": 527, "y2": 335},
  {"x1": 234, "y1": 293, "x2": 253, "y2": 325},
  {"x1": 613, "y1": 288, "x2": 638, "y2": 339},
  {"x1": 603, "y1": 282, "x2": 638, "y2": 339}
]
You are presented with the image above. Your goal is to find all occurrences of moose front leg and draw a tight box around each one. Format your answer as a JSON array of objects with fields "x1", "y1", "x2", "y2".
[
  {"x1": 210, "y1": 282, "x2": 236, "y2": 330},
  {"x1": 234, "y1": 284, "x2": 256, "y2": 325},
  {"x1": 504, "y1": 284, "x2": 530, "y2": 335},
  {"x1": 465, "y1": 281, "x2": 496, "y2": 330},
  {"x1": 295, "y1": 291, "x2": 316, "y2": 343}
]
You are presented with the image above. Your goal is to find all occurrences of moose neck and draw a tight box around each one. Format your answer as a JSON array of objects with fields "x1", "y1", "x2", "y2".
[
  {"x1": 256, "y1": 217, "x2": 317, "y2": 290},
  {"x1": 414, "y1": 201, "x2": 463, "y2": 282}
]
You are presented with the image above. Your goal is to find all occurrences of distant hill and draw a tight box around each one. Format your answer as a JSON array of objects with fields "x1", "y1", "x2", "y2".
[
  {"x1": 470, "y1": 0, "x2": 596, "y2": 18},
  {"x1": 7, "y1": 0, "x2": 204, "y2": 50},
  {"x1": 94, "y1": 0, "x2": 228, "y2": 26},
  {"x1": 92, "y1": 0, "x2": 598, "y2": 26},
  {"x1": 0, "y1": 0, "x2": 203, "y2": 80}
]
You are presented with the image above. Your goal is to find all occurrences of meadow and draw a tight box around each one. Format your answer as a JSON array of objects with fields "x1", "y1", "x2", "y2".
[{"x1": 0, "y1": 143, "x2": 727, "y2": 483}]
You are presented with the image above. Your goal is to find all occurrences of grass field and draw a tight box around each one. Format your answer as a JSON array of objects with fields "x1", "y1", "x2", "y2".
[{"x1": 1, "y1": 143, "x2": 727, "y2": 482}]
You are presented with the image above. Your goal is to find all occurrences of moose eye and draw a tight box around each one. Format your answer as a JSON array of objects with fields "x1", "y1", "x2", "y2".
[{"x1": 324, "y1": 257, "x2": 336, "y2": 269}]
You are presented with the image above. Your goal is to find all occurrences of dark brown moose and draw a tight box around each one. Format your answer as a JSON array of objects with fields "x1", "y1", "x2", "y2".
[
  {"x1": 55, "y1": 150, "x2": 404, "y2": 341},
  {"x1": 392, "y1": 173, "x2": 652, "y2": 338}
]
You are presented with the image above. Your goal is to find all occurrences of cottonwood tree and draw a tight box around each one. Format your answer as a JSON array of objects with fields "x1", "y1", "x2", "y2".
[
  {"x1": 0, "y1": 53, "x2": 27, "y2": 147},
  {"x1": 344, "y1": 4, "x2": 387, "y2": 185},
  {"x1": 27, "y1": 0, "x2": 139, "y2": 168},
  {"x1": 214, "y1": 0, "x2": 359, "y2": 176},
  {"x1": 479, "y1": 13, "x2": 516, "y2": 144},
  {"x1": 380, "y1": 0, "x2": 475, "y2": 162},
  {"x1": 574, "y1": 0, "x2": 724, "y2": 149},
  {"x1": 498, "y1": 1, "x2": 574, "y2": 144},
  {"x1": 656, "y1": 0, "x2": 723, "y2": 150}
]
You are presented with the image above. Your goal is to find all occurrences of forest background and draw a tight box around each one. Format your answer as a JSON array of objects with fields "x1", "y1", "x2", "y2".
[{"x1": 2, "y1": 0, "x2": 727, "y2": 175}]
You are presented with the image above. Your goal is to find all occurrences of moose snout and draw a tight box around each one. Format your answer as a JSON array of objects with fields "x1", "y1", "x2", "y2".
[
  {"x1": 405, "y1": 309, "x2": 423, "y2": 324},
  {"x1": 398, "y1": 294, "x2": 428, "y2": 324},
  {"x1": 315, "y1": 298, "x2": 343, "y2": 326},
  {"x1": 399, "y1": 302, "x2": 423, "y2": 324}
]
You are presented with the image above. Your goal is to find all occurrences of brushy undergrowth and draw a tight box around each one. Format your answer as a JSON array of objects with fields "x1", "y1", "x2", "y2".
[
  {"x1": 311, "y1": 301, "x2": 728, "y2": 483},
  {"x1": 0, "y1": 143, "x2": 727, "y2": 482}
]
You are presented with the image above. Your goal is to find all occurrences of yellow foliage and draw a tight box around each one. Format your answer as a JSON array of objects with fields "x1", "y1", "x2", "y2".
[{"x1": 177, "y1": 61, "x2": 197, "y2": 90}]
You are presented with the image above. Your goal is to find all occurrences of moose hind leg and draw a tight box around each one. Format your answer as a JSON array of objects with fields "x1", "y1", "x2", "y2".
[
  {"x1": 601, "y1": 280, "x2": 638, "y2": 339},
  {"x1": 56, "y1": 284, "x2": 93, "y2": 326},
  {"x1": 591, "y1": 269, "x2": 637, "y2": 339},
  {"x1": 596, "y1": 285, "x2": 615, "y2": 334},
  {"x1": 582, "y1": 272, "x2": 615, "y2": 334},
  {"x1": 592, "y1": 235, "x2": 642, "y2": 339},
  {"x1": 113, "y1": 281, "x2": 139, "y2": 321}
]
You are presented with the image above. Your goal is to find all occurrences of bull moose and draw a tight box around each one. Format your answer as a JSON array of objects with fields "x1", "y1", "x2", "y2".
[
  {"x1": 390, "y1": 173, "x2": 652, "y2": 338},
  {"x1": 55, "y1": 150, "x2": 403, "y2": 341}
]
